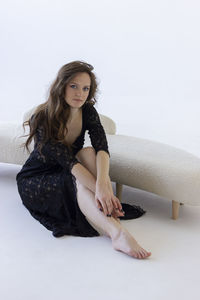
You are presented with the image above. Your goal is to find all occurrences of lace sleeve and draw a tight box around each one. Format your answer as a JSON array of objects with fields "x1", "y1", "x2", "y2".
[
  {"x1": 86, "y1": 105, "x2": 110, "y2": 157},
  {"x1": 31, "y1": 115, "x2": 79, "y2": 172}
]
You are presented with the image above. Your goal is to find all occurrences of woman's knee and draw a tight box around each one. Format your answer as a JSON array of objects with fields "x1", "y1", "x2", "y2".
[
  {"x1": 76, "y1": 146, "x2": 97, "y2": 177},
  {"x1": 75, "y1": 147, "x2": 97, "y2": 166},
  {"x1": 76, "y1": 146, "x2": 96, "y2": 161}
]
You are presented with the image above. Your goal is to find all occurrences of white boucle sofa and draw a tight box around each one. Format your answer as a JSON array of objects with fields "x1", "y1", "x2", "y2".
[{"x1": 1, "y1": 106, "x2": 200, "y2": 220}]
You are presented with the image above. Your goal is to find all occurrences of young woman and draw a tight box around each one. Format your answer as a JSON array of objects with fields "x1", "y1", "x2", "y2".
[{"x1": 16, "y1": 60, "x2": 151, "y2": 259}]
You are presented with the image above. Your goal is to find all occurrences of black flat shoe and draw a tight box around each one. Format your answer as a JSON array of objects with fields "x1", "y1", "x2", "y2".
[{"x1": 119, "y1": 203, "x2": 146, "y2": 220}]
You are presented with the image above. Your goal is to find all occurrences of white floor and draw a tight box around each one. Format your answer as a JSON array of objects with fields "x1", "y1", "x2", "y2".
[{"x1": 1, "y1": 162, "x2": 200, "y2": 300}]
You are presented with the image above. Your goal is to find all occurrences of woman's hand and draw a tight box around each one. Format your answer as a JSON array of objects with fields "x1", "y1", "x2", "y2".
[
  {"x1": 95, "y1": 177, "x2": 125, "y2": 219},
  {"x1": 95, "y1": 180, "x2": 113, "y2": 216},
  {"x1": 109, "y1": 194, "x2": 125, "y2": 220}
]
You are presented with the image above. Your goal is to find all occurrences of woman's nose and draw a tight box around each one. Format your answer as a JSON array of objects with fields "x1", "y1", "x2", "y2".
[{"x1": 75, "y1": 88, "x2": 82, "y2": 97}]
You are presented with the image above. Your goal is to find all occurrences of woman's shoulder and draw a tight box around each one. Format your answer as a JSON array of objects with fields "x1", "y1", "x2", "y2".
[
  {"x1": 83, "y1": 102, "x2": 98, "y2": 115},
  {"x1": 83, "y1": 102, "x2": 101, "y2": 128}
]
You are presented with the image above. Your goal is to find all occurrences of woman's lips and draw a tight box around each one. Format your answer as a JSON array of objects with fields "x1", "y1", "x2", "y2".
[{"x1": 73, "y1": 99, "x2": 82, "y2": 102}]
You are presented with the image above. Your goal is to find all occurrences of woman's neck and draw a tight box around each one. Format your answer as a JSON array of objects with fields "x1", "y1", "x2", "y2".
[{"x1": 68, "y1": 107, "x2": 82, "y2": 124}]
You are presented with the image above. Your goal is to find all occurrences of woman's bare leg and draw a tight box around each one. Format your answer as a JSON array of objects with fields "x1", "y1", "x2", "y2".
[
  {"x1": 76, "y1": 147, "x2": 120, "y2": 224},
  {"x1": 75, "y1": 147, "x2": 151, "y2": 259}
]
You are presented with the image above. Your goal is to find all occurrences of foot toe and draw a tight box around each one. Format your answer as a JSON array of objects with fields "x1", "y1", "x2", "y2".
[
  {"x1": 140, "y1": 250, "x2": 146, "y2": 258},
  {"x1": 138, "y1": 251, "x2": 143, "y2": 259}
]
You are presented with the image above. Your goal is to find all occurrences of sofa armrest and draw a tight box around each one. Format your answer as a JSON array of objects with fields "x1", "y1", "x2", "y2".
[{"x1": 0, "y1": 122, "x2": 33, "y2": 165}]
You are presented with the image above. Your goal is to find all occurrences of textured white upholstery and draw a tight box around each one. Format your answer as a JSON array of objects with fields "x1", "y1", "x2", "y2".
[
  {"x1": 1, "y1": 106, "x2": 200, "y2": 219},
  {"x1": 83, "y1": 134, "x2": 200, "y2": 209},
  {"x1": 107, "y1": 135, "x2": 200, "y2": 206}
]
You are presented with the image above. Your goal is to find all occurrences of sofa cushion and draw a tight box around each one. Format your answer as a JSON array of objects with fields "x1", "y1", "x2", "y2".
[{"x1": 84, "y1": 134, "x2": 200, "y2": 206}]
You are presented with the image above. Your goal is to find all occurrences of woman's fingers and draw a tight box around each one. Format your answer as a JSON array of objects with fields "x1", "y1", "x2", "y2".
[
  {"x1": 96, "y1": 197, "x2": 110, "y2": 216},
  {"x1": 110, "y1": 195, "x2": 125, "y2": 217},
  {"x1": 111, "y1": 195, "x2": 123, "y2": 213},
  {"x1": 96, "y1": 196, "x2": 114, "y2": 216},
  {"x1": 96, "y1": 199, "x2": 103, "y2": 211},
  {"x1": 95, "y1": 191, "x2": 123, "y2": 218},
  {"x1": 97, "y1": 198, "x2": 124, "y2": 218},
  {"x1": 111, "y1": 196, "x2": 118, "y2": 210},
  {"x1": 101, "y1": 200, "x2": 109, "y2": 215},
  {"x1": 106, "y1": 199, "x2": 114, "y2": 215},
  {"x1": 111, "y1": 207, "x2": 124, "y2": 220}
]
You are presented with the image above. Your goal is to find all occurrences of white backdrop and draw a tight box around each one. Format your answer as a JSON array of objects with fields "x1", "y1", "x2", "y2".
[{"x1": 0, "y1": 0, "x2": 200, "y2": 156}]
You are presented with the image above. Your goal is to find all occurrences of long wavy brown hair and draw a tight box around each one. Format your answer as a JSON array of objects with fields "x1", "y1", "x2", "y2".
[{"x1": 20, "y1": 60, "x2": 99, "y2": 155}]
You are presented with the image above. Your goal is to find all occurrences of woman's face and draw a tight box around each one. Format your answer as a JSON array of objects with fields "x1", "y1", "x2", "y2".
[{"x1": 64, "y1": 72, "x2": 91, "y2": 108}]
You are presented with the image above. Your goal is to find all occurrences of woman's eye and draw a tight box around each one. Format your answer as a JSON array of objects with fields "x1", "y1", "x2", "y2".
[{"x1": 70, "y1": 85, "x2": 89, "y2": 91}]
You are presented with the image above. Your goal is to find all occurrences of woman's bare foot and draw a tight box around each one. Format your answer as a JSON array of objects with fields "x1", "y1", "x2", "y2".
[{"x1": 111, "y1": 228, "x2": 151, "y2": 259}]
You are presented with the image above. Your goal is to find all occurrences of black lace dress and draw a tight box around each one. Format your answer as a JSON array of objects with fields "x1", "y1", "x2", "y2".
[{"x1": 16, "y1": 103, "x2": 145, "y2": 238}]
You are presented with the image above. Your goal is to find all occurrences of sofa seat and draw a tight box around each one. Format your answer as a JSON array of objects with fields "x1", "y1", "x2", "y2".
[{"x1": 84, "y1": 133, "x2": 200, "y2": 219}]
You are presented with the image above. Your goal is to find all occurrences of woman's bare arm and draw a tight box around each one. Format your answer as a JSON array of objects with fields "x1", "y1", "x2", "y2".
[{"x1": 96, "y1": 150, "x2": 110, "y2": 183}]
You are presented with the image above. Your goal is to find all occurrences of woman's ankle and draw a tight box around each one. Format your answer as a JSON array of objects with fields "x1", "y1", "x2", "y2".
[{"x1": 109, "y1": 219, "x2": 124, "y2": 241}]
